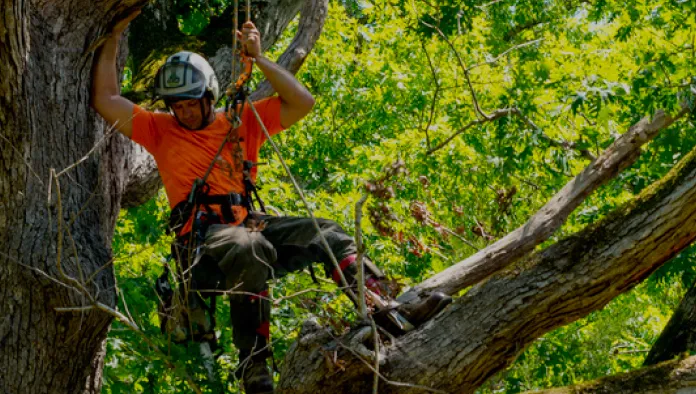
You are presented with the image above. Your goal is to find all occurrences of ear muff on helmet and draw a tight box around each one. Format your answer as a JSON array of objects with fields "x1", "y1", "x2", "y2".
[{"x1": 154, "y1": 51, "x2": 220, "y2": 104}]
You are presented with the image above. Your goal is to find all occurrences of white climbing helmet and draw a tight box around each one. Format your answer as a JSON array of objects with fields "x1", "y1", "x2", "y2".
[{"x1": 154, "y1": 51, "x2": 220, "y2": 104}]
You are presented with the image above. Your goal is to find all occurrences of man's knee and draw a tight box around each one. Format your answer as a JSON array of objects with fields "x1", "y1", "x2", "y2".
[
  {"x1": 316, "y1": 218, "x2": 344, "y2": 232},
  {"x1": 206, "y1": 229, "x2": 276, "y2": 291}
]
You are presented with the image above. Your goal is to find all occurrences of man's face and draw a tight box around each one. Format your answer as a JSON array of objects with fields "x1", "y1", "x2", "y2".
[{"x1": 171, "y1": 98, "x2": 207, "y2": 130}]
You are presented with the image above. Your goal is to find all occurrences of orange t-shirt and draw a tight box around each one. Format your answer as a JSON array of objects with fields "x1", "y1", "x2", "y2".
[{"x1": 131, "y1": 97, "x2": 284, "y2": 233}]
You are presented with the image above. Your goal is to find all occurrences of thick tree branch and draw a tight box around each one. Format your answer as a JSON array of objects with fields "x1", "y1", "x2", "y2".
[
  {"x1": 401, "y1": 106, "x2": 690, "y2": 302},
  {"x1": 120, "y1": 144, "x2": 162, "y2": 208},
  {"x1": 278, "y1": 111, "x2": 696, "y2": 393}
]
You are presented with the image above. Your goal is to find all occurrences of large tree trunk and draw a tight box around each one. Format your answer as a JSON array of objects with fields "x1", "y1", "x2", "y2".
[
  {"x1": 0, "y1": 0, "x2": 326, "y2": 392},
  {"x1": 0, "y1": 1, "x2": 140, "y2": 392},
  {"x1": 644, "y1": 279, "x2": 696, "y2": 366},
  {"x1": 277, "y1": 111, "x2": 696, "y2": 393}
]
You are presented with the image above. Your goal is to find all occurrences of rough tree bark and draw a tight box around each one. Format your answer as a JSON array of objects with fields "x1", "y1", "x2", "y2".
[
  {"x1": 644, "y1": 279, "x2": 696, "y2": 366},
  {"x1": 0, "y1": 2, "x2": 141, "y2": 393},
  {"x1": 0, "y1": 0, "x2": 326, "y2": 392}
]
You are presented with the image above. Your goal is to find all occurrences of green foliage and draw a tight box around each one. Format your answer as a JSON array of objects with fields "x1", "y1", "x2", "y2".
[{"x1": 105, "y1": 0, "x2": 696, "y2": 392}]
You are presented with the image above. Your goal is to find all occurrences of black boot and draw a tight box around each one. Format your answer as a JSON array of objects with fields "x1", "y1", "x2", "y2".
[
  {"x1": 395, "y1": 292, "x2": 452, "y2": 327},
  {"x1": 334, "y1": 255, "x2": 453, "y2": 334}
]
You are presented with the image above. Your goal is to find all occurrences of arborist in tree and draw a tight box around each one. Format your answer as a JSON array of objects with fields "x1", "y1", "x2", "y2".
[{"x1": 91, "y1": 10, "x2": 451, "y2": 394}]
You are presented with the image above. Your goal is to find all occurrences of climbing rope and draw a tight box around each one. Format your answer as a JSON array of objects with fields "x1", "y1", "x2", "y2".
[
  {"x1": 189, "y1": 0, "x2": 355, "y2": 298},
  {"x1": 225, "y1": 0, "x2": 254, "y2": 127},
  {"x1": 187, "y1": 0, "x2": 253, "y2": 204},
  {"x1": 245, "y1": 96, "x2": 356, "y2": 300}
]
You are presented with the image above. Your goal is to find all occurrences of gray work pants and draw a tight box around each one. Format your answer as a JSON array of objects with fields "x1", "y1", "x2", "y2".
[{"x1": 187, "y1": 214, "x2": 357, "y2": 354}]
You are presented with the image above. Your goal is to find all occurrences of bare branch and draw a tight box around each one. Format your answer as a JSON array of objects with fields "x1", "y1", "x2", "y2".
[
  {"x1": 420, "y1": 39, "x2": 441, "y2": 150},
  {"x1": 514, "y1": 109, "x2": 596, "y2": 161},
  {"x1": 55, "y1": 129, "x2": 116, "y2": 178},
  {"x1": 0, "y1": 133, "x2": 44, "y2": 185},
  {"x1": 401, "y1": 105, "x2": 692, "y2": 302},
  {"x1": 428, "y1": 106, "x2": 597, "y2": 160},
  {"x1": 469, "y1": 39, "x2": 544, "y2": 70},
  {"x1": 420, "y1": 20, "x2": 489, "y2": 120},
  {"x1": 356, "y1": 193, "x2": 369, "y2": 319},
  {"x1": 333, "y1": 336, "x2": 449, "y2": 394},
  {"x1": 427, "y1": 108, "x2": 510, "y2": 154}
]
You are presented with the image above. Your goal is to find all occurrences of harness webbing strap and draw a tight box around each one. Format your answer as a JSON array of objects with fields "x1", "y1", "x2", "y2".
[{"x1": 169, "y1": 192, "x2": 247, "y2": 236}]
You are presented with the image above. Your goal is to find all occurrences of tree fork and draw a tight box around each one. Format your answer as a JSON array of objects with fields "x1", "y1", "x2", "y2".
[{"x1": 277, "y1": 114, "x2": 696, "y2": 393}]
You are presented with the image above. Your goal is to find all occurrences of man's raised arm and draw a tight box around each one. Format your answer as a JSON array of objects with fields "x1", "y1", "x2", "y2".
[
  {"x1": 239, "y1": 21, "x2": 316, "y2": 129},
  {"x1": 90, "y1": 11, "x2": 140, "y2": 138}
]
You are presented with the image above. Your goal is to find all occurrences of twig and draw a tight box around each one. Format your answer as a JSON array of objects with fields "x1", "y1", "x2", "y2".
[
  {"x1": 579, "y1": 112, "x2": 597, "y2": 126},
  {"x1": 55, "y1": 127, "x2": 117, "y2": 178},
  {"x1": 1, "y1": 251, "x2": 87, "y2": 296},
  {"x1": 273, "y1": 288, "x2": 337, "y2": 304},
  {"x1": 420, "y1": 19, "x2": 489, "y2": 120},
  {"x1": 370, "y1": 317, "x2": 380, "y2": 394},
  {"x1": 51, "y1": 169, "x2": 94, "y2": 303},
  {"x1": 426, "y1": 218, "x2": 479, "y2": 250},
  {"x1": 334, "y1": 340, "x2": 448, "y2": 394},
  {"x1": 427, "y1": 109, "x2": 510, "y2": 154},
  {"x1": 517, "y1": 111, "x2": 596, "y2": 160},
  {"x1": 475, "y1": 0, "x2": 503, "y2": 9},
  {"x1": 118, "y1": 287, "x2": 137, "y2": 327},
  {"x1": 469, "y1": 39, "x2": 543, "y2": 70},
  {"x1": 427, "y1": 107, "x2": 597, "y2": 160},
  {"x1": 355, "y1": 194, "x2": 369, "y2": 319},
  {"x1": 420, "y1": 39, "x2": 441, "y2": 150}
]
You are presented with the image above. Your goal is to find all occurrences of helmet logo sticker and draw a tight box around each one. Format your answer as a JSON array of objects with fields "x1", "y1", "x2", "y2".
[{"x1": 166, "y1": 67, "x2": 183, "y2": 87}]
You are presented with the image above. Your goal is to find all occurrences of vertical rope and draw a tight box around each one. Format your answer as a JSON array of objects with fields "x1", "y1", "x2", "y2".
[
  {"x1": 231, "y1": 0, "x2": 239, "y2": 88},
  {"x1": 245, "y1": 96, "x2": 356, "y2": 300}
]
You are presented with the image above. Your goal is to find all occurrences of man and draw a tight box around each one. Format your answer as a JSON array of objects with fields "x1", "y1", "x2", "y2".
[{"x1": 92, "y1": 11, "x2": 451, "y2": 394}]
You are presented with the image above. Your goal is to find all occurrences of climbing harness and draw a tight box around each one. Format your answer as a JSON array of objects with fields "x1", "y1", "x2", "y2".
[
  {"x1": 175, "y1": 0, "x2": 263, "y2": 242},
  {"x1": 157, "y1": 0, "x2": 265, "y2": 349},
  {"x1": 157, "y1": 0, "x2": 419, "y2": 355}
]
